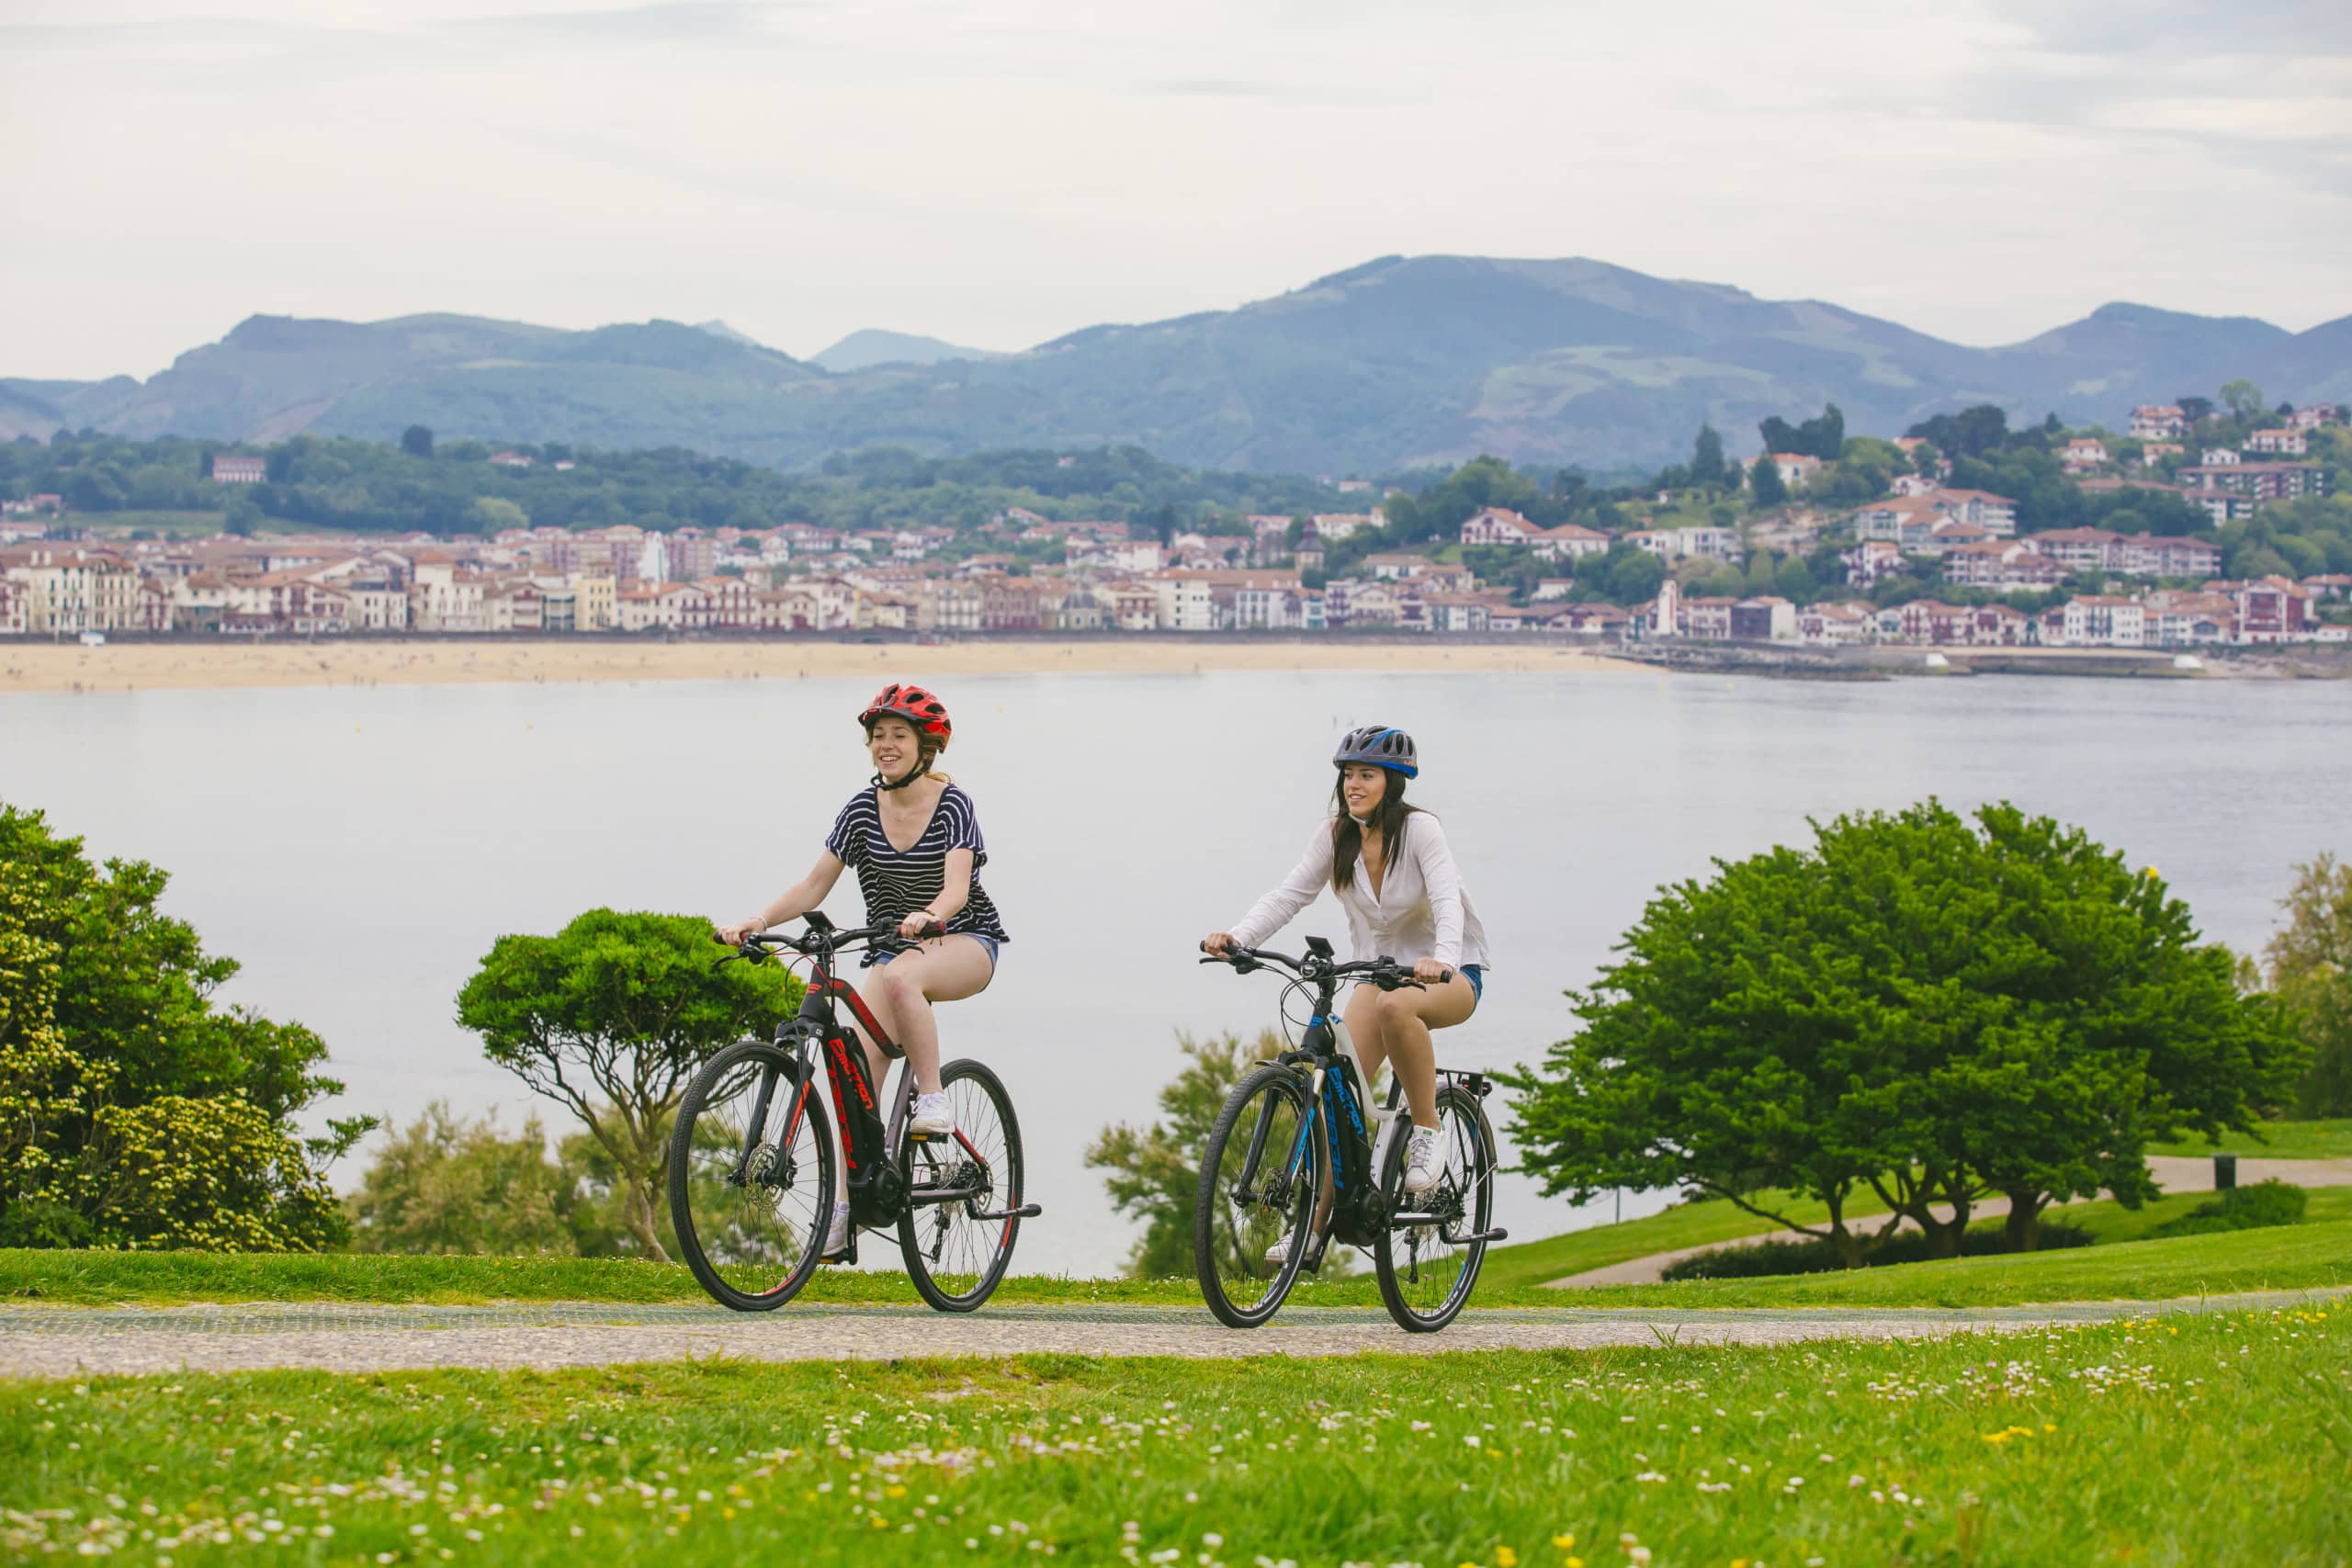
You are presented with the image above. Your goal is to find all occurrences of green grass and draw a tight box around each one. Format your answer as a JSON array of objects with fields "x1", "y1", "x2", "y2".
[
  {"x1": 1559, "y1": 1218, "x2": 2352, "y2": 1310},
  {"x1": 6, "y1": 1216, "x2": 2348, "y2": 1314},
  {"x1": 1480, "y1": 1189, "x2": 1895, "y2": 1291},
  {"x1": 2054, "y1": 1183, "x2": 2348, "y2": 1245},
  {"x1": 2146, "y1": 1118, "x2": 2352, "y2": 1159},
  {"x1": 1481, "y1": 1132, "x2": 2352, "y2": 1290},
  {"x1": 62, "y1": 509, "x2": 229, "y2": 536},
  {"x1": 3, "y1": 1307, "x2": 2344, "y2": 1564}
]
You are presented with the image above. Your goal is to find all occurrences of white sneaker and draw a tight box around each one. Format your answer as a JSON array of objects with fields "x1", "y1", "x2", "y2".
[
  {"x1": 1401, "y1": 1125, "x2": 1444, "y2": 1196},
  {"x1": 821, "y1": 1201, "x2": 850, "y2": 1259},
  {"x1": 1263, "y1": 1230, "x2": 1297, "y2": 1268},
  {"x1": 910, "y1": 1090, "x2": 956, "y2": 1138}
]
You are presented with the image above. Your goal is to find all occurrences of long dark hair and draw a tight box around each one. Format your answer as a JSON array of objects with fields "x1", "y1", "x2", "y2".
[{"x1": 1331, "y1": 770, "x2": 1419, "y2": 892}]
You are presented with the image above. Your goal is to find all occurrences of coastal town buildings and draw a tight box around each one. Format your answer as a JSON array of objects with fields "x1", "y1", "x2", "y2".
[{"x1": 4, "y1": 389, "x2": 2342, "y2": 654}]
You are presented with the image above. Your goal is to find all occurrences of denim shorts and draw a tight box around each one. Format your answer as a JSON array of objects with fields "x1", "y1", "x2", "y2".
[
  {"x1": 874, "y1": 931, "x2": 1000, "y2": 968},
  {"x1": 1459, "y1": 964, "x2": 1485, "y2": 1003}
]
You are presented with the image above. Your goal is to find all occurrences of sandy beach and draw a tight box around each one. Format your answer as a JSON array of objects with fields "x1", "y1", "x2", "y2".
[{"x1": 0, "y1": 637, "x2": 1642, "y2": 694}]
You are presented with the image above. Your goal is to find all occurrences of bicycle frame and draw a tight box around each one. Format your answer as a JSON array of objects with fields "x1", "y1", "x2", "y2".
[
  {"x1": 1289, "y1": 1010, "x2": 1406, "y2": 1248},
  {"x1": 738, "y1": 917, "x2": 1023, "y2": 1255},
  {"x1": 1227, "y1": 944, "x2": 1503, "y2": 1262}
]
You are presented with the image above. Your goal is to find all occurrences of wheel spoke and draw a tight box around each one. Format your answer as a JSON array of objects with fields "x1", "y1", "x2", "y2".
[
  {"x1": 899, "y1": 1061, "x2": 1023, "y2": 1310},
  {"x1": 1376, "y1": 1088, "x2": 1492, "y2": 1330},
  {"x1": 672, "y1": 1045, "x2": 830, "y2": 1307},
  {"x1": 1196, "y1": 1071, "x2": 1317, "y2": 1325}
]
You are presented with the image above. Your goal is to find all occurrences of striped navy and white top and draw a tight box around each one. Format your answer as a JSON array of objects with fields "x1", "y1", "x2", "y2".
[{"x1": 824, "y1": 784, "x2": 1010, "y2": 966}]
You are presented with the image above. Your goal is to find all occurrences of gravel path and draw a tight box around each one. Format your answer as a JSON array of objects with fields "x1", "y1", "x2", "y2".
[
  {"x1": 2, "y1": 1292, "x2": 2333, "y2": 1381},
  {"x1": 1545, "y1": 1156, "x2": 2352, "y2": 1288}
]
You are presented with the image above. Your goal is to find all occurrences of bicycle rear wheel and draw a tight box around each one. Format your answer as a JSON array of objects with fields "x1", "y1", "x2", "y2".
[
  {"x1": 1374, "y1": 1082, "x2": 1495, "y2": 1333},
  {"x1": 1193, "y1": 1064, "x2": 1323, "y2": 1328},
  {"x1": 899, "y1": 1058, "x2": 1025, "y2": 1312},
  {"x1": 669, "y1": 1036, "x2": 835, "y2": 1312}
]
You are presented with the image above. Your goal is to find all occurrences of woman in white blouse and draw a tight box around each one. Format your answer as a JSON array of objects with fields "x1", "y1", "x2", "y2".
[{"x1": 1203, "y1": 724, "x2": 1489, "y2": 1208}]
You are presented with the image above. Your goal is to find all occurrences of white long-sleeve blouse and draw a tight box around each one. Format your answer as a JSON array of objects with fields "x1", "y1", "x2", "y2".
[{"x1": 1227, "y1": 811, "x2": 1491, "y2": 971}]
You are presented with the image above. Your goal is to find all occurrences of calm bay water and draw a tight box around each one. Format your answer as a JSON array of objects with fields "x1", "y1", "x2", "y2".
[{"x1": 4, "y1": 667, "x2": 2347, "y2": 1275}]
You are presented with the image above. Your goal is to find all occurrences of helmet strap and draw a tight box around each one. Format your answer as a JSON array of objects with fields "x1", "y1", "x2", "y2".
[{"x1": 874, "y1": 755, "x2": 933, "y2": 792}]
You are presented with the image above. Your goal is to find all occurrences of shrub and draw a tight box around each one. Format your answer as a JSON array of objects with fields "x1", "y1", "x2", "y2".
[
  {"x1": 1662, "y1": 1222, "x2": 2092, "y2": 1281},
  {"x1": 2154, "y1": 1180, "x2": 2308, "y2": 1238}
]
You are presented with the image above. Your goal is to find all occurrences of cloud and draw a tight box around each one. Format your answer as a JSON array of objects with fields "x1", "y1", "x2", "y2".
[
  {"x1": 1141, "y1": 77, "x2": 1287, "y2": 99},
  {"x1": 1, "y1": 0, "x2": 2346, "y2": 378},
  {"x1": 457, "y1": 1, "x2": 810, "y2": 40},
  {"x1": 1995, "y1": 0, "x2": 2352, "y2": 58}
]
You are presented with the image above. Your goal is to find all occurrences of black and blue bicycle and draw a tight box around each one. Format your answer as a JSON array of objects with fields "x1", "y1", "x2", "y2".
[{"x1": 1193, "y1": 937, "x2": 1505, "y2": 1332}]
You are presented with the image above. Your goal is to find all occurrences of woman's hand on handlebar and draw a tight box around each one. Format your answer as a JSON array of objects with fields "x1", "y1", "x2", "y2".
[
  {"x1": 1201, "y1": 932, "x2": 1236, "y2": 957},
  {"x1": 1412, "y1": 957, "x2": 1456, "y2": 987},
  {"x1": 898, "y1": 909, "x2": 945, "y2": 941},
  {"x1": 713, "y1": 919, "x2": 765, "y2": 947}
]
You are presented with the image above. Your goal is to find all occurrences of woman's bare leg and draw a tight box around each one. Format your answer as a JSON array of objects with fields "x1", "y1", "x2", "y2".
[
  {"x1": 855, "y1": 935, "x2": 995, "y2": 1096},
  {"x1": 1365, "y1": 974, "x2": 1477, "y2": 1129},
  {"x1": 834, "y1": 937, "x2": 995, "y2": 1209}
]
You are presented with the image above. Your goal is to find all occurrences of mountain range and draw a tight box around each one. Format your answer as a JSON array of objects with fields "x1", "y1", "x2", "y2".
[{"x1": 5, "y1": 255, "x2": 2345, "y2": 475}]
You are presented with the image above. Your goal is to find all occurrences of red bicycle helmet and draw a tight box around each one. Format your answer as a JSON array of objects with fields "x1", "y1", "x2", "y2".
[{"x1": 858, "y1": 682, "x2": 953, "y2": 748}]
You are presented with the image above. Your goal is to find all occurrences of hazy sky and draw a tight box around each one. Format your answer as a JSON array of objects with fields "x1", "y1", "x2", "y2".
[{"x1": 5, "y1": 0, "x2": 2347, "y2": 380}]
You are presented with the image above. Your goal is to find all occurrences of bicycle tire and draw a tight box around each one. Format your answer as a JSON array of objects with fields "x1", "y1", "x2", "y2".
[
  {"x1": 1374, "y1": 1082, "x2": 1495, "y2": 1333},
  {"x1": 1193, "y1": 1064, "x2": 1323, "y2": 1329},
  {"x1": 668, "y1": 1035, "x2": 836, "y2": 1312},
  {"x1": 899, "y1": 1058, "x2": 1025, "y2": 1312}
]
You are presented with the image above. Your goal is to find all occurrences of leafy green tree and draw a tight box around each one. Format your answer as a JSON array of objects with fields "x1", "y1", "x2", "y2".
[
  {"x1": 467, "y1": 496, "x2": 528, "y2": 534},
  {"x1": 0, "y1": 804, "x2": 371, "y2": 1251},
  {"x1": 401, "y1": 425, "x2": 435, "y2": 458},
  {"x1": 1508, "y1": 801, "x2": 2296, "y2": 1263},
  {"x1": 454, "y1": 910, "x2": 801, "y2": 1261},
  {"x1": 1690, "y1": 424, "x2": 1729, "y2": 489},
  {"x1": 63, "y1": 470, "x2": 125, "y2": 511},
  {"x1": 2260, "y1": 853, "x2": 2352, "y2": 1116},
  {"x1": 1905, "y1": 405, "x2": 2009, "y2": 460},
  {"x1": 2221, "y1": 379, "x2": 2267, "y2": 424},
  {"x1": 1758, "y1": 404, "x2": 1845, "y2": 461},
  {"x1": 1601, "y1": 547, "x2": 1667, "y2": 604},
  {"x1": 1775, "y1": 555, "x2": 1818, "y2": 603},
  {"x1": 345, "y1": 1102, "x2": 580, "y2": 1255},
  {"x1": 1087, "y1": 1032, "x2": 1276, "y2": 1278},
  {"x1": 2177, "y1": 396, "x2": 2215, "y2": 425},
  {"x1": 1747, "y1": 454, "x2": 1787, "y2": 507}
]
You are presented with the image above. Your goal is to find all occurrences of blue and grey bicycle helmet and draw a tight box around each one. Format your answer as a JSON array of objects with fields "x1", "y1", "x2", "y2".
[{"x1": 1333, "y1": 724, "x2": 1419, "y2": 778}]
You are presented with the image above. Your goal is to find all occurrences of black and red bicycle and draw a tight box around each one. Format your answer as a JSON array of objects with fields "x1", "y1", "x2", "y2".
[{"x1": 667, "y1": 911, "x2": 1038, "y2": 1313}]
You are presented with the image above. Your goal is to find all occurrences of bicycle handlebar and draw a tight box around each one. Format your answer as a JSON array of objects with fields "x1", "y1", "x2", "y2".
[
  {"x1": 718, "y1": 916, "x2": 942, "y2": 960},
  {"x1": 1197, "y1": 941, "x2": 1448, "y2": 990}
]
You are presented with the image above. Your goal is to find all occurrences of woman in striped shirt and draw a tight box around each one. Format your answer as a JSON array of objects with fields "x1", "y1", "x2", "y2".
[{"x1": 716, "y1": 682, "x2": 1009, "y2": 1253}]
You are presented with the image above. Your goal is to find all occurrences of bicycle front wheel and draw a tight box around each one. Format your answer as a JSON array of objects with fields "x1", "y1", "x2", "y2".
[
  {"x1": 668, "y1": 1036, "x2": 835, "y2": 1312},
  {"x1": 1374, "y1": 1081, "x2": 1495, "y2": 1333},
  {"x1": 1193, "y1": 1064, "x2": 1323, "y2": 1329},
  {"x1": 899, "y1": 1058, "x2": 1026, "y2": 1312}
]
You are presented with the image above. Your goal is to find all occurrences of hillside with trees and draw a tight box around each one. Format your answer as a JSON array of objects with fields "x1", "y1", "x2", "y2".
[
  {"x1": 7, "y1": 258, "x2": 2346, "y2": 475},
  {"x1": 0, "y1": 433, "x2": 1351, "y2": 540}
]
